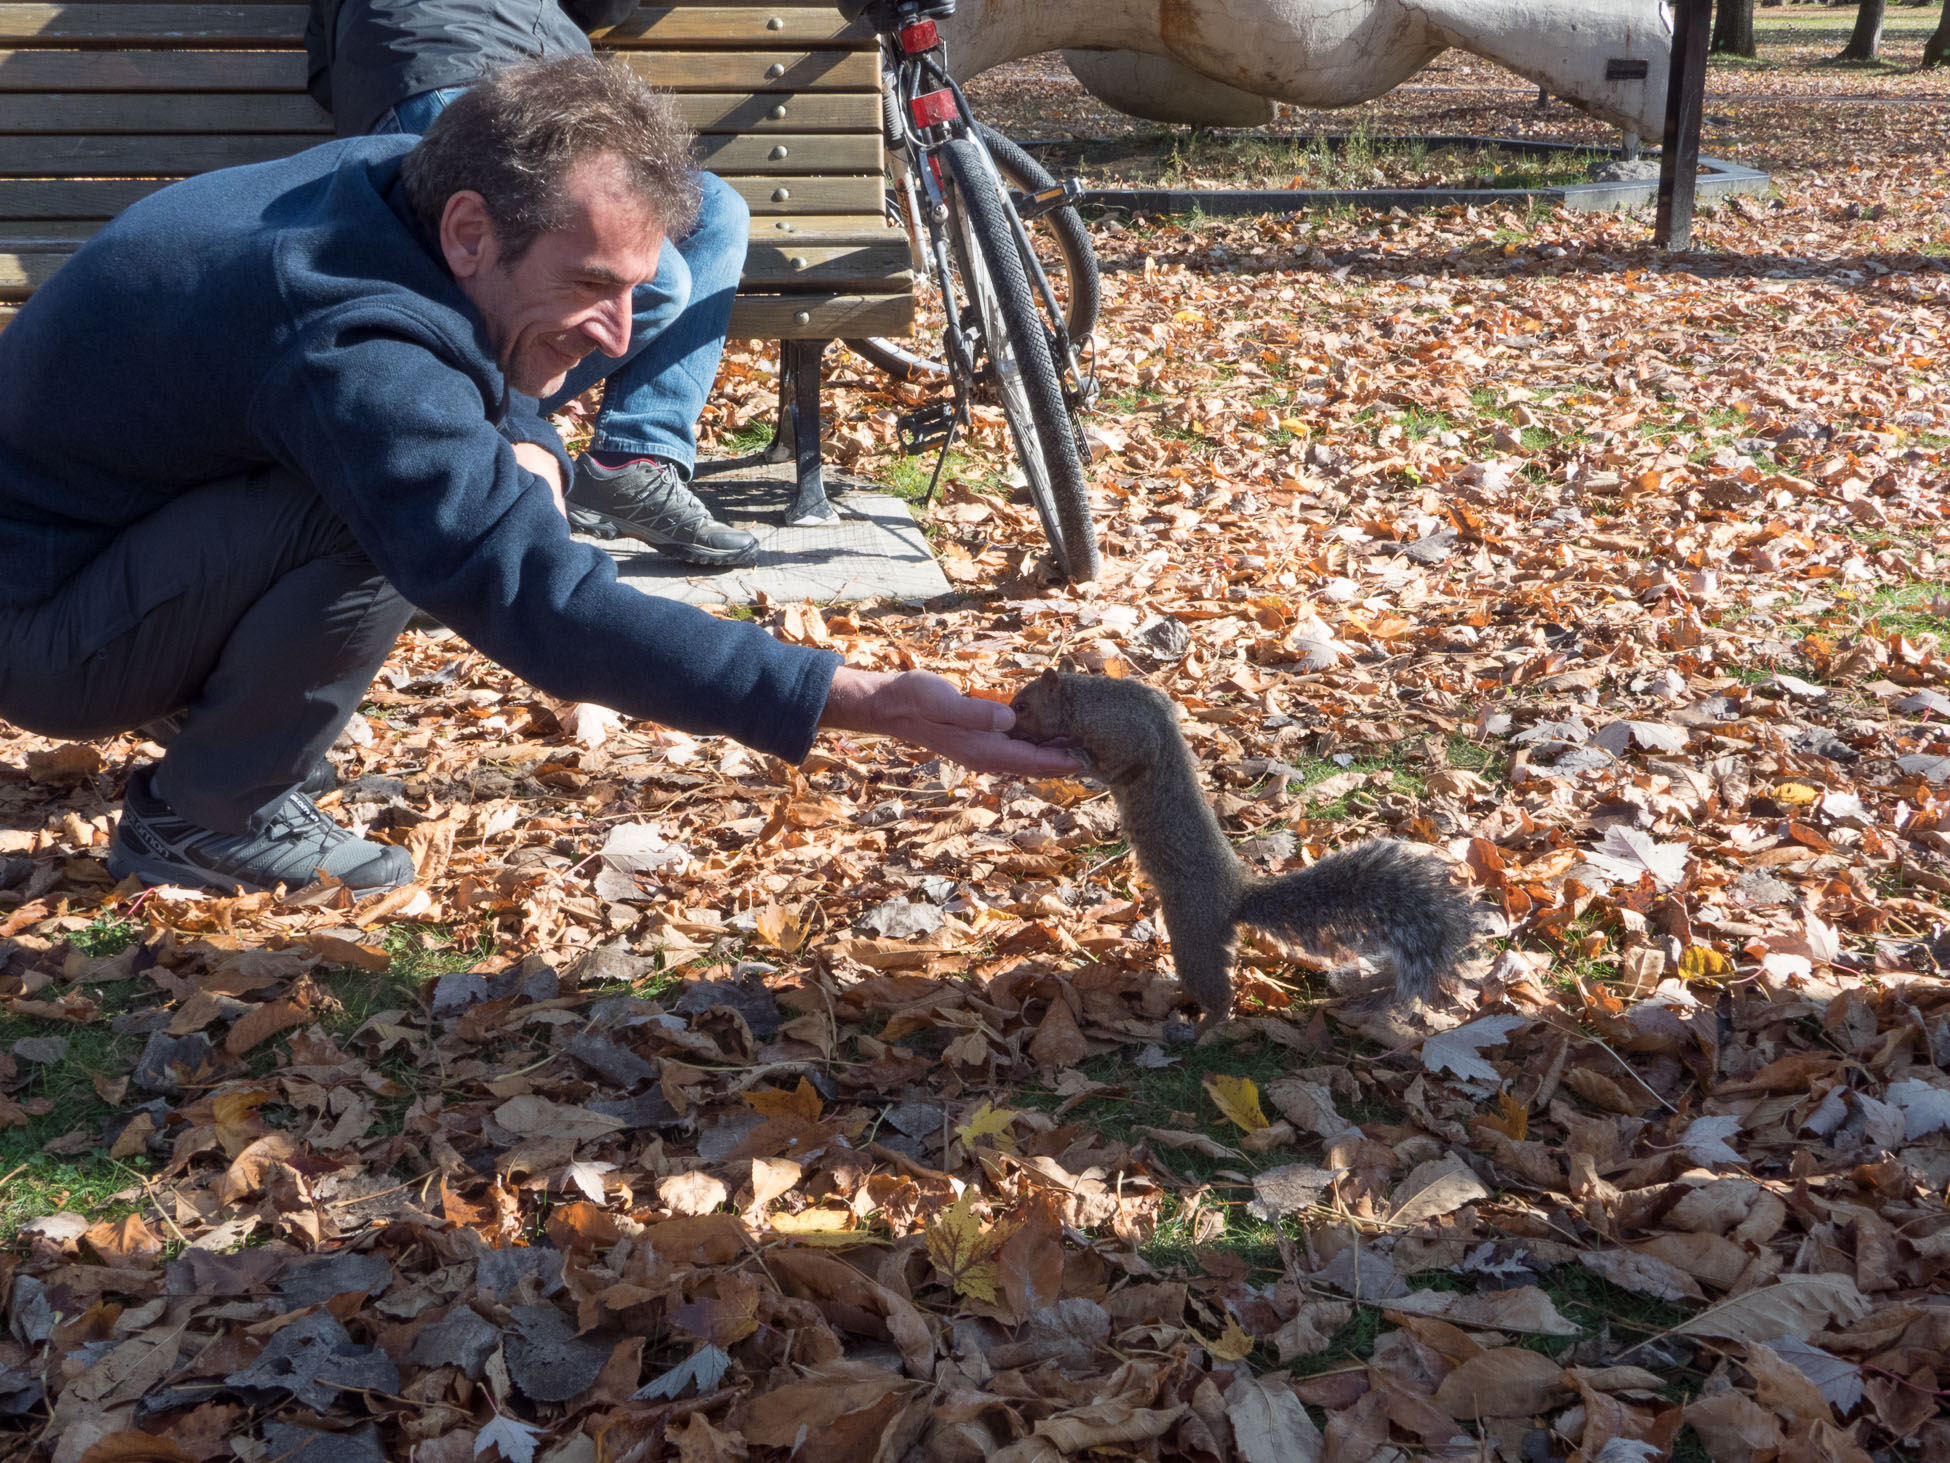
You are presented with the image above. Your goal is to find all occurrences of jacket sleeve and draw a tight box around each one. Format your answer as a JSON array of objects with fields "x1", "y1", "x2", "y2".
[
  {"x1": 501, "y1": 392, "x2": 577, "y2": 487},
  {"x1": 247, "y1": 307, "x2": 840, "y2": 762},
  {"x1": 562, "y1": 0, "x2": 641, "y2": 33}
]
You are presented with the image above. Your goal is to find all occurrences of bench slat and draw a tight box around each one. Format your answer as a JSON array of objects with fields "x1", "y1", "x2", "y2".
[
  {"x1": 0, "y1": 4, "x2": 309, "y2": 44},
  {"x1": 716, "y1": 174, "x2": 884, "y2": 214},
  {"x1": 0, "y1": 237, "x2": 911, "y2": 296},
  {"x1": 692, "y1": 132, "x2": 877, "y2": 173},
  {"x1": 0, "y1": 292, "x2": 915, "y2": 340},
  {"x1": 603, "y1": 8, "x2": 871, "y2": 45},
  {"x1": 0, "y1": 89, "x2": 876, "y2": 134},
  {"x1": 611, "y1": 49, "x2": 876, "y2": 90},
  {"x1": 0, "y1": 5, "x2": 871, "y2": 46},
  {"x1": 0, "y1": 215, "x2": 894, "y2": 250},
  {"x1": 0, "y1": 173, "x2": 887, "y2": 218},
  {"x1": 0, "y1": 49, "x2": 299, "y2": 88},
  {"x1": 0, "y1": 129, "x2": 879, "y2": 176},
  {"x1": 727, "y1": 291, "x2": 911, "y2": 338},
  {"x1": 0, "y1": 93, "x2": 330, "y2": 131},
  {"x1": 0, "y1": 48, "x2": 877, "y2": 92}
]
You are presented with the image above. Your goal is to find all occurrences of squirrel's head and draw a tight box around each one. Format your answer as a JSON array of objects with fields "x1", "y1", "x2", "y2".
[{"x1": 1009, "y1": 670, "x2": 1177, "y2": 784}]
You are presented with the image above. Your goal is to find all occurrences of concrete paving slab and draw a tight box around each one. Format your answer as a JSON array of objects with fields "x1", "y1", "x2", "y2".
[{"x1": 575, "y1": 465, "x2": 949, "y2": 607}]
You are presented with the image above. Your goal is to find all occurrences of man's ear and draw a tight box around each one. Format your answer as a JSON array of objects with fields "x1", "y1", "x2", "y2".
[{"x1": 439, "y1": 190, "x2": 498, "y2": 281}]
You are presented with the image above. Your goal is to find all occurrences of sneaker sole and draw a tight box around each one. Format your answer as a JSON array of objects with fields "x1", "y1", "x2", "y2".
[
  {"x1": 570, "y1": 506, "x2": 759, "y2": 568},
  {"x1": 107, "y1": 846, "x2": 255, "y2": 895},
  {"x1": 107, "y1": 844, "x2": 412, "y2": 896}
]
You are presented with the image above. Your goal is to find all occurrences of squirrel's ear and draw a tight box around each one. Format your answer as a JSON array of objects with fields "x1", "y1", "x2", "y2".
[{"x1": 1036, "y1": 668, "x2": 1062, "y2": 690}]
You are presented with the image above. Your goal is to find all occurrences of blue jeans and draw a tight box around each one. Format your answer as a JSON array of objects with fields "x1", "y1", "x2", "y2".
[{"x1": 377, "y1": 86, "x2": 748, "y2": 477}]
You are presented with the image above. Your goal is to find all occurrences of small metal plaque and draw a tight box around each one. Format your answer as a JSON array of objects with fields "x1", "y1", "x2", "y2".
[{"x1": 1606, "y1": 57, "x2": 1651, "y2": 80}]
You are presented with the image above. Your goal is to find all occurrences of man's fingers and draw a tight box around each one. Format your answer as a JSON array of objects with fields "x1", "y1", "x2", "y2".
[
  {"x1": 933, "y1": 730, "x2": 1088, "y2": 777},
  {"x1": 894, "y1": 673, "x2": 1014, "y2": 733}
]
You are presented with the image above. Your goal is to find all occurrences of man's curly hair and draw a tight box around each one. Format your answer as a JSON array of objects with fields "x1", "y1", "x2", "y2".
[{"x1": 402, "y1": 55, "x2": 701, "y2": 261}]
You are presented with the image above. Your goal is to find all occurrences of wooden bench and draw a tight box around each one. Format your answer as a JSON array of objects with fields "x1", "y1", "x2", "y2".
[{"x1": 0, "y1": 1, "x2": 913, "y2": 521}]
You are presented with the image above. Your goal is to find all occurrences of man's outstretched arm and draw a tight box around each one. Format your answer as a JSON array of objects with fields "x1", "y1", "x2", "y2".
[{"x1": 820, "y1": 668, "x2": 1090, "y2": 778}]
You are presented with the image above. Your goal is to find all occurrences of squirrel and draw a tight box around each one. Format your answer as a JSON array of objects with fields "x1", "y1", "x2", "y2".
[{"x1": 1008, "y1": 669, "x2": 1474, "y2": 1027}]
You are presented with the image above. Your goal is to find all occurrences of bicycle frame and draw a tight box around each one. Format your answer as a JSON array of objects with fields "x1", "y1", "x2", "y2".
[{"x1": 869, "y1": 6, "x2": 1094, "y2": 435}]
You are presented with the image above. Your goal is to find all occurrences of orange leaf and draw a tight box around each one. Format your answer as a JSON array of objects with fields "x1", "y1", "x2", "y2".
[
  {"x1": 744, "y1": 1076, "x2": 822, "y2": 1122},
  {"x1": 223, "y1": 996, "x2": 310, "y2": 1058}
]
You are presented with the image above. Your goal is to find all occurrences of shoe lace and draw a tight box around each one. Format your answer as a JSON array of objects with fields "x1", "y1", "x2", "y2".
[
  {"x1": 266, "y1": 792, "x2": 349, "y2": 847},
  {"x1": 615, "y1": 465, "x2": 717, "y2": 536}
]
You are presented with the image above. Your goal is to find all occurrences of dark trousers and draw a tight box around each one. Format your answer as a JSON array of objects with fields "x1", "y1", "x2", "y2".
[{"x1": 0, "y1": 468, "x2": 412, "y2": 833}]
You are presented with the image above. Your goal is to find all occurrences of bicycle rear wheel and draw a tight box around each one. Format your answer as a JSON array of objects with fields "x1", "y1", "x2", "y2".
[
  {"x1": 847, "y1": 122, "x2": 1098, "y2": 384},
  {"x1": 939, "y1": 136, "x2": 1100, "y2": 582}
]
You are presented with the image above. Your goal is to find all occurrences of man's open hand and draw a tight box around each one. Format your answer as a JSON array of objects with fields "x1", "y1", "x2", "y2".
[{"x1": 820, "y1": 668, "x2": 1089, "y2": 778}]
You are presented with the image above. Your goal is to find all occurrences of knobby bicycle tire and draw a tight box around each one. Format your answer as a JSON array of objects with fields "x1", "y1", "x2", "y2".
[
  {"x1": 939, "y1": 136, "x2": 1100, "y2": 582},
  {"x1": 846, "y1": 122, "x2": 1099, "y2": 384}
]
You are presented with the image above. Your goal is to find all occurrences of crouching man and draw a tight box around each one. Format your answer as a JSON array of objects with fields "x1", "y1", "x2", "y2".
[{"x1": 0, "y1": 57, "x2": 1081, "y2": 895}]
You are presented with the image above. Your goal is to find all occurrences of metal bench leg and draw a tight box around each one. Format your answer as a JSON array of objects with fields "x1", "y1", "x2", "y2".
[{"x1": 782, "y1": 338, "x2": 838, "y2": 526}]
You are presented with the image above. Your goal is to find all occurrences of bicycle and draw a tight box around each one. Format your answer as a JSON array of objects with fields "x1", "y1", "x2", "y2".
[{"x1": 837, "y1": 0, "x2": 1103, "y2": 581}]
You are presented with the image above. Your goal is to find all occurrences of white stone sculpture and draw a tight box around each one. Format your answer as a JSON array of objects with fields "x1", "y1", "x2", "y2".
[{"x1": 942, "y1": 0, "x2": 1671, "y2": 136}]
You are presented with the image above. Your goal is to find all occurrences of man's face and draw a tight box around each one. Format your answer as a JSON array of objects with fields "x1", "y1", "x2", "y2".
[{"x1": 442, "y1": 152, "x2": 665, "y2": 398}]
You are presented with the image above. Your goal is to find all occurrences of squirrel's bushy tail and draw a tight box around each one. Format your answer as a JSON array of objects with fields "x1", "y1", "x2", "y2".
[{"x1": 1233, "y1": 840, "x2": 1473, "y2": 1003}]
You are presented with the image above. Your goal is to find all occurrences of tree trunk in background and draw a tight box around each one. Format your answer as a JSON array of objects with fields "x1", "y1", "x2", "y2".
[
  {"x1": 1712, "y1": 0, "x2": 1757, "y2": 54},
  {"x1": 1838, "y1": 0, "x2": 1886, "y2": 57},
  {"x1": 1927, "y1": 2, "x2": 1950, "y2": 63}
]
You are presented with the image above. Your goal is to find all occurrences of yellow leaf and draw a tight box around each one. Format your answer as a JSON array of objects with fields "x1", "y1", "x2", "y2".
[
  {"x1": 751, "y1": 902, "x2": 810, "y2": 954},
  {"x1": 955, "y1": 1100, "x2": 1019, "y2": 1153},
  {"x1": 766, "y1": 1209, "x2": 882, "y2": 1245},
  {"x1": 1679, "y1": 945, "x2": 1731, "y2": 983},
  {"x1": 926, "y1": 1190, "x2": 1000, "y2": 1303},
  {"x1": 743, "y1": 1075, "x2": 823, "y2": 1122},
  {"x1": 1205, "y1": 1073, "x2": 1269, "y2": 1133},
  {"x1": 1200, "y1": 1312, "x2": 1255, "y2": 1362},
  {"x1": 1773, "y1": 782, "x2": 1820, "y2": 806},
  {"x1": 1476, "y1": 1090, "x2": 1528, "y2": 1142}
]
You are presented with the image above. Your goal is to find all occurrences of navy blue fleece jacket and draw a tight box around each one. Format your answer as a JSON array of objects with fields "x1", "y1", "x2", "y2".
[{"x1": 0, "y1": 135, "x2": 839, "y2": 762}]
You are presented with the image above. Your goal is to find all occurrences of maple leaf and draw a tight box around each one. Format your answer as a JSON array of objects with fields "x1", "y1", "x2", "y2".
[
  {"x1": 1680, "y1": 1114, "x2": 1746, "y2": 1169},
  {"x1": 956, "y1": 1100, "x2": 1019, "y2": 1152},
  {"x1": 1420, "y1": 1013, "x2": 1524, "y2": 1084},
  {"x1": 926, "y1": 1190, "x2": 1001, "y2": 1303},
  {"x1": 1584, "y1": 826, "x2": 1689, "y2": 889},
  {"x1": 744, "y1": 1076, "x2": 823, "y2": 1122},
  {"x1": 751, "y1": 902, "x2": 810, "y2": 954},
  {"x1": 476, "y1": 1412, "x2": 543, "y2": 1463},
  {"x1": 1475, "y1": 1090, "x2": 1528, "y2": 1141},
  {"x1": 1199, "y1": 1312, "x2": 1255, "y2": 1362},
  {"x1": 633, "y1": 1344, "x2": 731, "y2": 1401},
  {"x1": 1885, "y1": 1078, "x2": 1950, "y2": 1140},
  {"x1": 1204, "y1": 1073, "x2": 1269, "y2": 1133}
]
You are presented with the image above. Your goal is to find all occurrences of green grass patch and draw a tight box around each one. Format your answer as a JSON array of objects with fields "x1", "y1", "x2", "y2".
[
  {"x1": 0, "y1": 923, "x2": 504, "y2": 1240},
  {"x1": 70, "y1": 917, "x2": 140, "y2": 959},
  {"x1": 714, "y1": 421, "x2": 778, "y2": 457},
  {"x1": 1049, "y1": 127, "x2": 1609, "y2": 194},
  {"x1": 1861, "y1": 583, "x2": 1950, "y2": 640},
  {"x1": 879, "y1": 448, "x2": 970, "y2": 505}
]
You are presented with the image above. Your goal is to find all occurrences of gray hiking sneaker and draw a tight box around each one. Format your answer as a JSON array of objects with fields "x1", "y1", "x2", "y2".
[
  {"x1": 108, "y1": 770, "x2": 415, "y2": 894},
  {"x1": 567, "y1": 455, "x2": 758, "y2": 567}
]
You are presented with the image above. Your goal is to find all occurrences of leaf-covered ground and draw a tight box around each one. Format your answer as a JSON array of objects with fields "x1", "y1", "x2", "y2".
[{"x1": 4, "y1": 18, "x2": 1950, "y2": 1463}]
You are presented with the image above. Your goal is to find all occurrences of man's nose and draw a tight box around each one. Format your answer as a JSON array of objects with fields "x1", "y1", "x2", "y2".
[{"x1": 587, "y1": 288, "x2": 633, "y2": 358}]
